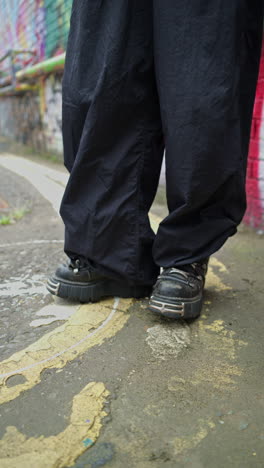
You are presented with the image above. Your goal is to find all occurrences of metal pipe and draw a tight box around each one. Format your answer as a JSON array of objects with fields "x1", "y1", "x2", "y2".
[
  {"x1": 0, "y1": 83, "x2": 38, "y2": 97},
  {"x1": 10, "y1": 51, "x2": 17, "y2": 88},
  {"x1": 0, "y1": 76, "x2": 13, "y2": 87},
  {"x1": 0, "y1": 52, "x2": 65, "y2": 95},
  {"x1": 0, "y1": 50, "x2": 12, "y2": 63},
  {"x1": 16, "y1": 53, "x2": 65, "y2": 80}
]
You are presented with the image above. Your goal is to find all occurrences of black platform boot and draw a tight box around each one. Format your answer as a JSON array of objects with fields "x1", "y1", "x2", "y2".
[
  {"x1": 47, "y1": 258, "x2": 152, "y2": 302},
  {"x1": 149, "y1": 259, "x2": 209, "y2": 319}
]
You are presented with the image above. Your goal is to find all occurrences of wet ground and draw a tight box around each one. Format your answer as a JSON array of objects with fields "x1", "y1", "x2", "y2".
[{"x1": 0, "y1": 153, "x2": 264, "y2": 468}]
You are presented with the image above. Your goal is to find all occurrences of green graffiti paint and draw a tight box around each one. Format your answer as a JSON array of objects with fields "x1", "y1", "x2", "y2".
[{"x1": 44, "y1": 0, "x2": 73, "y2": 58}]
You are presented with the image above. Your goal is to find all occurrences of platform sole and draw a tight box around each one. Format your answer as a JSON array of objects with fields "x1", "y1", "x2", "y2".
[
  {"x1": 148, "y1": 293, "x2": 203, "y2": 319},
  {"x1": 47, "y1": 276, "x2": 152, "y2": 302}
]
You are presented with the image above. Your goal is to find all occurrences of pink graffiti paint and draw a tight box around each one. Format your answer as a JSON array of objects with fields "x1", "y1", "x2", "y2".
[{"x1": 245, "y1": 40, "x2": 264, "y2": 229}]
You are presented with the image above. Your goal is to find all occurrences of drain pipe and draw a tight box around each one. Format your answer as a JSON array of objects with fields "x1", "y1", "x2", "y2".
[
  {"x1": 0, "y1": 83, "x2": 38, "y2": 97},
  {"x1": 16, "y1": 53, "x2": 65, "y2": 80},
  {"x1": 0, "y1": 53, "x2": 65, "y2": 96}
]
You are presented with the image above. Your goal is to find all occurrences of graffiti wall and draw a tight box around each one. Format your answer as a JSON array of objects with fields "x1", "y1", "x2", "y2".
[
  {"x1": 42, "y1": 75, "x2": 63, "y2": 153},
  {"x1": 0, "y1": 74, "x2": 63, "y2": 154},
  {"x1": 0, "y1": 0, "x2": 73, "y2": 67},
  {"x1": 0, "y1": 0, "x2": 72, "y2": 155},
  {"x1": 0, "y1": 91, "x2": 45, "y2": 150},
  {"x1": 245, "y1": 41, "x2": 264, "y2": 231}
]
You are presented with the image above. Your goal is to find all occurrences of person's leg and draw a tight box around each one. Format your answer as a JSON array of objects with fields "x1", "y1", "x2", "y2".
[
  {"x1": 150, "y1": 0, "x2": 263, "y2": 318},
  {"x1": 50, "y1": 0, "x2": 164, "y2": 301},
  {"x1": 152, "y1": 0, "x2": 263, "y2": 268}
]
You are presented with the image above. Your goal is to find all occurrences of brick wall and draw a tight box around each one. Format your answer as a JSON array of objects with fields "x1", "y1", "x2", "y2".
[{"x1": 244, "y1": 40, "x2": 264, "y2": 231}]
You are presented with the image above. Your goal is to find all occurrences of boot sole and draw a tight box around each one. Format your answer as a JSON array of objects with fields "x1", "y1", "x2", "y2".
[
  {"x1": 148, "y1": 293, "x2": 203, "y2": 319},
  {"x1": 47, "y1": 276, "x2": 152, "y2": 302}
]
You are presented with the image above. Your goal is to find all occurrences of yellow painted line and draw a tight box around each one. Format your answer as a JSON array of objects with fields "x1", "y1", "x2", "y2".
[
  {"x1": 0, "y1": 298, "x2": 119, "y2": 378},
  {"x1": 0, "y1": 298, "x2": 131, "y2": 405},
  {"x1": 209, "y1": 257, "x2": 229, "y2": 273},
  {"x1": 173, "y1": 419, "x2": 216, "y2": 455},
  {"x1": 195, "y1": 317, "x2": 247, "y2": 389},
  {"x1": 0, "y1": 381, "x2": 108, "y2": 468},
  {"x1": 166, "y1": 316, "x2": 247, "y2": 395},
  {"x1": 169, "y1": 315, "x2": 248, "y2": 458},
  {"x1": 206, "y1": 258, "x2": 231, "y2": 292},
  {"x1": 165, "y1": 258, "x2": 246, "y2": 456},
  {"x1": 0, "y1": 207, "x2": 233, "y2": 406},
  {"x1": 0, "y1": 155, "x2": 243, "y2": 464},
  {"x1": 0, "y1": 155, "x2": 134, "y2": 410}
]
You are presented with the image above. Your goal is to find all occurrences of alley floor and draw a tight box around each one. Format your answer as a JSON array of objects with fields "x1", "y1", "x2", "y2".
[{"x1": 0, "y1": 152, "x2": 264, "y2": 468}]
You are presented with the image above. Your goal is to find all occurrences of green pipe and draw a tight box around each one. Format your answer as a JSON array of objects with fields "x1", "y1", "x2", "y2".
[
  {"x1": 0, "y1": 53, "x2": 65, "y2": 94},
  {"x1": 16, "y1": 53, "x2": 65, "y2": 80}
]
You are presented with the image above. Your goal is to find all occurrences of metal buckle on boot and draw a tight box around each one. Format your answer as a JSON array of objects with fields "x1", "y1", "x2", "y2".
[
  {"x1": 47, "y1": 278, "x2": 60, "y2": 296},
  {"x1": 150, "y1": 298, "x2": 185, "y2": 316}
]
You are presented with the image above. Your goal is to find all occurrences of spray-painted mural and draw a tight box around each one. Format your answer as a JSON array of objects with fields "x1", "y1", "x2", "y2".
[
  {"x1": 245, "y1": 41, "x2": 264, "y2": 231},
  {"x1": 0, "y1": 0, "x2": 72, "y2": 154},
  {"x1": 0, "y1": 74, "x2": 64, "y2": 155},
  {"x1": 0, "y1": 0, "x2": 73, "y2": 67}
]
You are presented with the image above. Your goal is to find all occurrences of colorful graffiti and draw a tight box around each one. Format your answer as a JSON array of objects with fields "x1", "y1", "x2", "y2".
[
  {"x1": 44, "y1": 0, "x2": 73, "y2": 58},
  {"x1": 0, "y1": 0, "x2": 72, "y2": 155},
  {"x1": 245, "y1": 40, "x2": 264, "y2": 231},
  {"x1": 0, "y1": 74, "x2": 63, "y2": 155},
  {"x1": 0, "y1": 0, "x2": 72, "y2": 69}
]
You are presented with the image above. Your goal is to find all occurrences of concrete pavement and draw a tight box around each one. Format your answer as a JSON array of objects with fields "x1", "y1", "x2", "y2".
[{"x1": 0, "y1": 153, "x2": 264, "y2": 468}]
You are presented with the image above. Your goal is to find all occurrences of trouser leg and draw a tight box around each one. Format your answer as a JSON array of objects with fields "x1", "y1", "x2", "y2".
[
  {"x1": 60, "y1": 0, "x2": 164, "y2": 285},
  {"x1": 153, "y1": 0, "x2": 263, "y2": 267}
]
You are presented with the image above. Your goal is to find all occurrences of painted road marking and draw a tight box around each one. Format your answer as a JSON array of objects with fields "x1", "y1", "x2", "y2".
[
  {"x1": 0, "y1": 154, "x2": 134, "y2": 468},
  {"x1": 0, "y1": 154, "x2": 244, "y2": 465},
  {"x1": 0, "y1": 297, "x2": 132, "y2": 404},
  {"x1": 0, "y1": 298, "x2": 119, "y2": 379},
  {"x1": 0, "y1": 382, "x2": 109, "y2": 468},
  {"x1": 0, "y1": 155, "x2": 131, "y2": 411},
  {"x1": 173, "y1": 419, "x2": 216, "y2": 456}
]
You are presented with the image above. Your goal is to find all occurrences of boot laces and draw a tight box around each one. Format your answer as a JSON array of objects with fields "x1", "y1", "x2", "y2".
[
  {"x1": 69, "y1": 257, "x2": 91, "y2": 274},
  {"x1": 165, "y1": 259, "x2": 208, "y2": 283}
]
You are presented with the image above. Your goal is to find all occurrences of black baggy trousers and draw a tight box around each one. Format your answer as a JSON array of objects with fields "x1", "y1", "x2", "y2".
[{"x1": 60, "y1": 0, "x2": 263, "y2": 286}]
